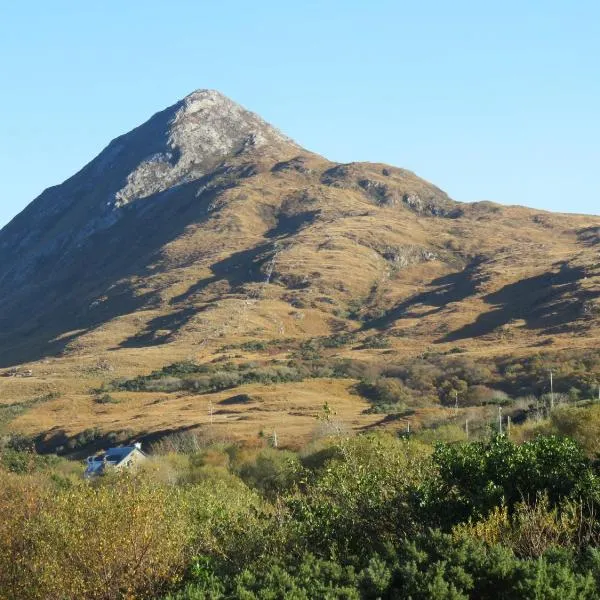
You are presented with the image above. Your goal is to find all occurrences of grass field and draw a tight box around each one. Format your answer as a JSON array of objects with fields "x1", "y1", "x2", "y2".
[{"x1": 1, "y1": 154, "x2": 599, "y2": 451}]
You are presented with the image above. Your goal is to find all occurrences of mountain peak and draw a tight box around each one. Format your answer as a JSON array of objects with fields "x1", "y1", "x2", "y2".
[
  {"x1": 111, "y1": 89, "x2": 298, "y2": 208},
  {"x1": 0, "y1": 90, "x2": 302, "y2": 290},
  {"x1": 1, "y1": 89, "x2": 600, "y2": 447},
  {"x1": 180, "y1": 88, "x2": 233, "y2": 107}
]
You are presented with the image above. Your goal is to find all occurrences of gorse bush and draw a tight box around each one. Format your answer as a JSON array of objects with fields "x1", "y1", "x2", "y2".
[
  {"x1": 3, "y1": 431, "x2": 600, "y2": 599},
  {"x1": 426, "y1": 435, "x2": 596, "y2": 527}
]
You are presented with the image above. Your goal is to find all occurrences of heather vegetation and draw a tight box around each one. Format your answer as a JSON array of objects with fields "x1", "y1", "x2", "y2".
[
  {"x1": 4, "y1": 407, "x2": 600, "y2": 598},
  {"x1": 108, "y1": 347, "x2": 600, "y2": 429},
  {"x1": 2, "y1": 348, "x2": 600, "y2": 598}
]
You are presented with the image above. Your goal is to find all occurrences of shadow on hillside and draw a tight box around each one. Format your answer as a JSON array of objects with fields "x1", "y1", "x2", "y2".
[
  {"x1": 170, "y1": 242, "x2": 277, "y2": 306},
  {"x1": 441, "y1": 264, "x2": 594, "y2": 342},
  {"x1": 0, "y1": 167, "x2": 257, "y2": 367},
  {"x1": 34, "y1": 423, "x2": 203, "y2": 457},
  {"x1": 265, "y1": 210, "x2": 320, "y2": 239},
  {"x1": 362, "y1": 260, "x2": 596, "y2": 343},
  {"x1": 362, "y1": 258, "x2": 484, "y2": 330},
  {"x1": 118, "y1": 210, "x2": 321, "y2": 348},
  {"x1": 119, "y1": 306, "x2": 208, "y2": 348}
]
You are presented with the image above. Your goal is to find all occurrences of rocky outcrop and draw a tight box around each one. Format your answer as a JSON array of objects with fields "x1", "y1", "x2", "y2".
[{"x1": 0, "y1": 90, "x2": 299, "y2": 290}]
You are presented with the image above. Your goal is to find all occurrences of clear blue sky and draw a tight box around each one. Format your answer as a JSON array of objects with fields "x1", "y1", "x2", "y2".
[{"x1": 1, "y1": 0, "x2": 599, "y2": 228}]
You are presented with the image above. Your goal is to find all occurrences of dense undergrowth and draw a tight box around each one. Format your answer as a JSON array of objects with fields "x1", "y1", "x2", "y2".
[
  {"x1": 2, "y1": 347, "x2": 600, "y2": 598},
  {"x1": 110, "y1": 346, "x2": 600, "y2": 400},
  {"x1": 107, "y1": 346, "x2": 600, "y2": 428},
  {"x1": 4, "y1": 417, "x2": 600, "y2": 598}
]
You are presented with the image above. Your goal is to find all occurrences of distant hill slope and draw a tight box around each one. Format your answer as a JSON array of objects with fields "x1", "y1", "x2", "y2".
[{"x1": 1, "y1": 90, "x2": 599, "y2": 446}]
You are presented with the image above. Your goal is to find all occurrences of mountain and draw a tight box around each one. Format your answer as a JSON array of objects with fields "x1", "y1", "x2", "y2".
[{"x1": 1, "y1": 90, "x2": 599, "y2": 448}]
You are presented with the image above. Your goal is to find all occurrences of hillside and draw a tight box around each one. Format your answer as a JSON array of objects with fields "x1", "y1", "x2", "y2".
[{"x1": 1, "y1": 90, "x2": 599, "y2": 450}]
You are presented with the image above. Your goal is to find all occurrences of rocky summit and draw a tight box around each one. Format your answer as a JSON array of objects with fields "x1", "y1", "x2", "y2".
[{"x1": 1, "y1": 90, "x2": 599, "y2": 446}]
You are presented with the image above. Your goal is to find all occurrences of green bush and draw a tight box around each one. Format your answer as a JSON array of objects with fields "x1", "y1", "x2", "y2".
[
  {"x1": 356, "y1": 377, "x2": 415, "y2": 413},
  {"x1": 3, "y1": 430, "x2": 600, "y2": 599},
  {"x1": 425, "y1": 435, "x2": 598, "y2": 528},
  {"x1": 238, "y1": 448, "x2": 302, "y2": 498}
]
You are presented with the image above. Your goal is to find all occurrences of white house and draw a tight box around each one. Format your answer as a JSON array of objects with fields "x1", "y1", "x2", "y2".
[{"x1": 84, "y1": 442, "x2": 146, "y2": 478}]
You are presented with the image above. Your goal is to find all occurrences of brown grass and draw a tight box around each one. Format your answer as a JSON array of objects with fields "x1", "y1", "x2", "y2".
[{"x1": 1, "y1": 155, "x2": 599, "y2": 446}]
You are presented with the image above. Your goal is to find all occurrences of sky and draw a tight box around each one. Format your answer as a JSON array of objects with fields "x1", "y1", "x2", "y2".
[{"x1": 1, "y1": 0, "x2": 599, "y2": 229}]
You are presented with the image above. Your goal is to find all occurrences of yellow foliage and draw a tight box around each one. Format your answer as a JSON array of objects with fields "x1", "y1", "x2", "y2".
[
  {"x1": 0, "y1": 473, "x2": 192, "y2": 600},
  {"x1": 0, "y1": 472, "x2": 47, "y2": 600},
  {"x1": 454, "y1": 494, "x2": 581, "y2": 558}
]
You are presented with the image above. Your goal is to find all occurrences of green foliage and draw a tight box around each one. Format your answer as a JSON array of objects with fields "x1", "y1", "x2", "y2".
[
  {"x1": 426, "y1": 435, "x2": 598, "y2": 527},
  {"x1": 547, "y1": 405, "x2": 600, "y2": 457},
  {"x1": 286, "y1": 435, "x2": 432, "y2": 557},
  {"x1": 113, "y1": 360, "x2": 314, "y2": 394},
  {"x1": 238, "y1": 448, "x2": 302, "y2": 498},
  {"x1": 356, "y1": 377, "x2": 415, "y2": 413},
  {"x1": 0, "y1": 448, "x2": 62, "y2": 474},
  {"x1": 3, "y1": 431, "x2": 600, "y2": 599},
  {"x1": 500, "y1": 350, "x2": 600, "y2": 399}
]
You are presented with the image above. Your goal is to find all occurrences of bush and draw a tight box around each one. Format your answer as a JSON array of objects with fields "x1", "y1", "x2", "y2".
[
  {"x1": 0, "y1": 473, "x2": 46, "y2": 599},
  {"x1": 94, "y1": 393, "x2": 120, "y2": 404},
  {"x1": 0, "y1": 474, "x2": 192, "y2": 600},
  {"x1": 5, "y1": 430, "x2": 600, "y2": 599},
  {"x1": 239, "y1": 448, "x2": 302, "y2": 498},
  {"x1": 549, "y1": 405, "x2": 600, "y2": 457},
  {"x1": 33, "y1": 476, "x2": 191, "y2": 599},
  {"x1": 466, "y1": 385, "x2": 511, "y2": 406},
  {"x1": 426, "y1": 435, "x2": 597, "y2": 527},
  {"x1": 286, "y1": 435, "x2": 432, "y2": 556},
  {"x1": 356, "y1": 377, "x2": 414, "y2": 413}
]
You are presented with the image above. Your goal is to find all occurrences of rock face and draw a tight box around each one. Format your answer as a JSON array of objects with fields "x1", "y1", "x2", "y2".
[
  {"x1": 0, "y1": 90, "x2": 297, "y2": 282},
  {"x1": 113, "y1": 90, "x2": 297, "y2": 208},
  {"x1": 0, "y1": 90, "x2": 599, "y2": 368}
]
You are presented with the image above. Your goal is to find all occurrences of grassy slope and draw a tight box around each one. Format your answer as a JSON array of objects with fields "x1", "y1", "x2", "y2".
[{"x1": 1, "y1": 152, "x2": 599, "y2": 448}]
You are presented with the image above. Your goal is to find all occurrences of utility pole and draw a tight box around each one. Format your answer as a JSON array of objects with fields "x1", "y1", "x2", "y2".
[
  {"x1": 272, "y1": 430, "x2": 278, "y2": 448},
  {"x1": 398, "y1": 418, "x2": 411, "y2": 436},
  {"x1": 208, "y1": 401, "x2": 214, "y2": 425},
  {"x1": 498, "y1": 406, "x2": 503, "y2": 435},
  {"x1": 550, "y1": 370, "x2": 555, "y2": 411},
  {"x1": 507, "y1": 415, "x2": 511, "y2": 438},
  {"x1": 454, "y1": 390, "x2": 459, "y2": 416}
]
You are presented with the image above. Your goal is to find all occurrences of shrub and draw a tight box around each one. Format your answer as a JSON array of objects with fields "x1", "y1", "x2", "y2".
[
  {"x1": 239, "y1": 448, "x2": 302, "y2": 498},
  {"x1": 286, "y1": 435, "x2": 432, "y2": 556},
  {"x1": 31, "y1": 475, "x2": 191, "y2": 600},
  {"x1": 549, "y1": 405, "x2": 600, "y2": 457},
  {"x1": 0, "y1": 473, "x2": 46, "y2": 599},
  {"x1": 426, "y1": 435, "x2": 597, "y2": 527},
  {"x1": 94, "y1": 393, "x2": 120, "y2": 404},
  {"x1": 356, "y1": 377, "x2": 414, "y2": 413},
  {"x1": 454, "y1": 494, "x2": 583, "y2": 559},
  {"x1": 467, "y1": 385, "x2": 511, "y2": 406}
]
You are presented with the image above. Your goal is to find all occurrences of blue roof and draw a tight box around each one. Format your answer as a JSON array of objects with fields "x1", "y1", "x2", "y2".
[
  {"x1": 84, "y1": 445, "x2": 144, "y2": 477},
  {"x1": 104, "y1": 447, "x2": 135, "y2": 462}
]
